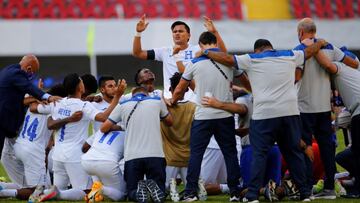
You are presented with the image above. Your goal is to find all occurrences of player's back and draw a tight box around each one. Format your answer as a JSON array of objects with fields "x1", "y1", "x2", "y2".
[
  {"x1": 16, "y1": 109, "x2": 51, "y2": 153},
  {"x1": 82, "y1": 130, "x2": 125, "y2": 163},
  {"x1": 294, "y1": 43, "x2": 345, "y2": 113},
  {"x1": 51, "y1": 97, "x2": 99, "y2": 162}
]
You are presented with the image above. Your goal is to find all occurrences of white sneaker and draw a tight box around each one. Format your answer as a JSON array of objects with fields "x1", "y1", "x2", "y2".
[
  {"x1": 169, "y1": 178, "x2": 180, "y2": 202},
  {"x1": 197, "y1": 178, "x2": 207, "y2": 201}
]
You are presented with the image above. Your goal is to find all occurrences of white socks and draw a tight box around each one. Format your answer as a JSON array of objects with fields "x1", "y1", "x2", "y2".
[
  {"x1": 0, "y1": 189, "x2": 17, "y2": 197},
  {"x1": 219, "y1": 184, "x2": 229, "y2": 194},
  {"x1": 0, "y1": 182, "x2": 20, "y2": 189},
  {"x1": 103, "y1": 186, "x2": 125, "y2": 201},
  {"x1": 58, "y1": 188, "x2": 86, "y2": 200}
]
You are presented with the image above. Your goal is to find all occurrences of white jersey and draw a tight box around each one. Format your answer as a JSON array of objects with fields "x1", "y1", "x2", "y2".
[
  {"x1": 37, "y1": 97, "x2": 100, "y2": 162},
  {"x1": 153, "y1": 44, "x2": 200, "y2": 101},
  {"x1": 91, "y1": 99, "x2": 110, "y2": 132},
  {"x1": 16, "y1": 109, "x2": 52, "y2": 152},
  {"x1": 82, "y1": 130, "x2": 125, "y2": 163}
]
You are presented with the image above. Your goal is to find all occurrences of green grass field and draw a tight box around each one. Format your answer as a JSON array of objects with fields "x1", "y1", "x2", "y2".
[{"x1": 0, "y1": 131, "x2": 359, "y2": 202}]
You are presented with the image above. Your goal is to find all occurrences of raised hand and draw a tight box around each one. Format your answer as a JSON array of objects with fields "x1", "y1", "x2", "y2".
[
  {"x1": 136, "y1": 14, "x2": 149, "y2": 33},
  {"x1": 115, "y1": 79, "x2": 127, "y2": 97},
  {"x1": 203, "y1": 16, "x2": 217, "y2": 33}
]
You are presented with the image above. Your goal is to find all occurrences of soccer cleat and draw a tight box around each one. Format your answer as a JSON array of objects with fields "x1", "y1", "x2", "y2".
[
  {"x1": 180, "y1": 192, "x2": 198, "y2": 202},
  {"x1": 311, "y1": 189, "x2": 336, "y2": 199},
  {"x1": 334, "y1": 179, "x2": 346, "y2": 196},
  {"x1": 241, "y1": 197, "x2": 259, "y2": 203},
  {"x1": 197, "y1": 178, "x2": 207, "y2": 201},
  {"x1": 38, "y1": 185, "x2": 59, "y2": 202},
  {"x1": 312, "y1": 179, "x2": 324, "y2": 194},
  {"x1": 264, "y1": 180, "x2": 279, "y2": 202},
  {"x1": 169, "y1": 178, "x2": 180, "y2": 202},
  {"x1": 145, "y1": 179, "x2": 165, "y2": 203},
  {"x1": 282, "y1": 179, "x2": 299, "y2": 200},
  {"x1": 136, "y1": 180, "x2": 149, "y2": 203},
  {"x1": 87, "y1": 181, "x2": 104, "y2": 203},
  {"x1": 28, "y1": 185, "x2": 45, "y2": 203},
  {"x1": 229, "y1": 191, "x2": 240, "y2": 202}
]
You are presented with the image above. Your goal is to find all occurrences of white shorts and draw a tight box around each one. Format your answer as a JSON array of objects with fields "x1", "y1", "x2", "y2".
[
  {"x1": 81, "y1": 160, "x2": 126, "y2": 195},
  {"x1": 200, "y1": 148, "x2": 227, "y2": 184},
  {"x1": 14, "y1": 143, "x2": 51, "y2": 188},
  {"x1": 53, "y1": 161, "x2": 92, "y2": 190},
  {"x1": 200, "y1": 145, "x2": 242, "y2": 185},
  {"x1": 1, "y1": 137, "x2": 25, "y2": 187},
  {"x1": 165, "y1": 166, "x2": 187, "y2": 190}
]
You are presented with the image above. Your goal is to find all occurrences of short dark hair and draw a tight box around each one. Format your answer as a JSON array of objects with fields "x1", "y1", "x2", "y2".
[
  {"x1": 47, "y1": 83, "x2": 67, "y2": 97},
  {"x1": 63, "y1": 73, "x2": 81, "y2": 95},
  {"x1": 98, "y1": 75, "x2": 115, "y2": 88},
  {"x1": 170, "y1": 72, "x2": 182, "y2": 91},
  {"x1": 131, "y1": 86, "x2": 148, "y2": 95},
  {"x1": 198, "y1": 31, "x2": 217, "y2": 45},
  {"x1": 253, "y1": 39, "x2": 273, "y2": 51},
  {"x1": 81, "y1": 74, "x2": 98, "y2": 95},
  {"x1": 171, "y1": 21, "x2": 190, "y2": 33},
  {"x1": 134, "y1": 68, "x2": 146, "y2": 86}
]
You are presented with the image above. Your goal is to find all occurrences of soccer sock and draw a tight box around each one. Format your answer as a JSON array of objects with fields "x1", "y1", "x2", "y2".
[
  {"x1": 0, "y1": 189, "x2": 17, "y2": 197},
  {"x1": 0, "y1": 182, "x2": 20, "y2": 189},
  {"x1": 59, "y1": 189, "x2": 86, "y2": 200},
  {"x1": 219, "y1": 184, "x2": 229, "y2": 194},
  {"x1": 103, "y1": 186, "x2": 125, "y2": 201}
]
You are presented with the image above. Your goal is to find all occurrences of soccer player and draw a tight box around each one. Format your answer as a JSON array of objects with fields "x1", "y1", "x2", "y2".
[
  {"x1": 202, "y1": 38, "x2": 328, "y2": 202},
  {"x1": 294, "y1": 18, "x2": 359, "y2": 199},
  {"x1": 170, "y1": 31, "x2": 244, "y2": 202},
  {"x1": 29, "y1": 73, "x2": 126, "y2": 201},
  {"x1": 311, "y1": 49, "x2": 360, "y2": 198},
  {"x1": 81, "y1": 129, "x2": 126, "y2": 202},
  {"x1": 101, "y1": 86, "x2": 173, "y2": 203},
  {"x1": 160, "y1": 72, "x2": 196, "y2": 202},
  {"x1": 91, "y1": 76, "x2": 117, "y2": 132},
  {"x1": 132, "y1": 14, "x2": 226, "y2": 101},
  {"x1": 0, "y1": 84, "x2": 67, "y2": 200}
]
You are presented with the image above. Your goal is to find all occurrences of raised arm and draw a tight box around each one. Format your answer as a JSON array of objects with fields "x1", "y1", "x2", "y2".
[
  {"x1": 203, "y1": 16, "x2": 227, "y2": 52},
  {"x1": 95, "y1": 79, "x2": 127, "y2": 122},
  {"x1": 132, "y1": 14, "x2": 150, "y2": 59}
]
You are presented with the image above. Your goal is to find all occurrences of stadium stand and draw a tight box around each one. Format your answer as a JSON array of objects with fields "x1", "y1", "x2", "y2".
[{"x1": 1, "y1": 0, "x2": 359, "y2": 20}]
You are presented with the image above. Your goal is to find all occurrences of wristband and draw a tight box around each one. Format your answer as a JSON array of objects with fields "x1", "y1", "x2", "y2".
[{"x1": 135, "y1": 32, "x2": 142, "y2": 37}]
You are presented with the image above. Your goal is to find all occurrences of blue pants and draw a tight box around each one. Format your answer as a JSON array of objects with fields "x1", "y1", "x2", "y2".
[
  {"x1": 185, "y1": 117, "x2": 240, "y2": 194},
  {"x1": 246, "y1": 115, "x2": 310, "y2": 200},
  {"x1": 124, "y1": 157, "x2": 166, "y2": 201},
  {"x1": 336, "y1": 114, "x2": 360, "y2": 192},
  {"x1": 240, "y1": 145, "x2": 281, "y2": 188},
  {"x1": 300, "y1": 112, "x2": 336, "y2": 190}
]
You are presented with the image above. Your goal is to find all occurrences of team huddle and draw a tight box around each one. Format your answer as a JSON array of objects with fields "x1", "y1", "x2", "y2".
[{"x1": 0, "y1": 15, "x2": 359, "y2": 203}]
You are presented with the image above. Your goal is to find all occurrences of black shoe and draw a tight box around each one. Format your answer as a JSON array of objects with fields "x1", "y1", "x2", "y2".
[
  {"x1": 145, "y1": 179, "x2": 165, "y2": 203},
  {"x1": 136, "y1": 180, "x2": 149, "y2": 203},
  {"x1": 229, "y1": 191, "x2": 240, "y2": 202},
  {"x1": 180, "y1": 192, "x2": 198, "y2": 202}
]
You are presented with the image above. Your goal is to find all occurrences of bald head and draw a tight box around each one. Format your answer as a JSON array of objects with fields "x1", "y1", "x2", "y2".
[
  {"x1": 297, "y1": 18, "x2": 317, "y2": 34},
  {"x1": 19, "y1": 54, "x2": 40, "y2": 75}
]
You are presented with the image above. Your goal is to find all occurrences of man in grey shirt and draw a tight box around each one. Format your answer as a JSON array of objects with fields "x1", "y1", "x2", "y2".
[
  {"x1": 294, "y1": 18, "x2": 359, "y2": 199},
  {"x1": 202, "y1": 38, "x2": 327, "y2": 202},
  {"x1": 171, "y1": 31, "x2": 243, "y2": 202},
  {"x1": 312, "y1": 49, "x2": 360, "y2": 198}
]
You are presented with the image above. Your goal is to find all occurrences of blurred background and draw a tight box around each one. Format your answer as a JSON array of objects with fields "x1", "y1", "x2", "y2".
[{"x1": 0, "y1": 0, "x2": 359, "y2": 87}]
